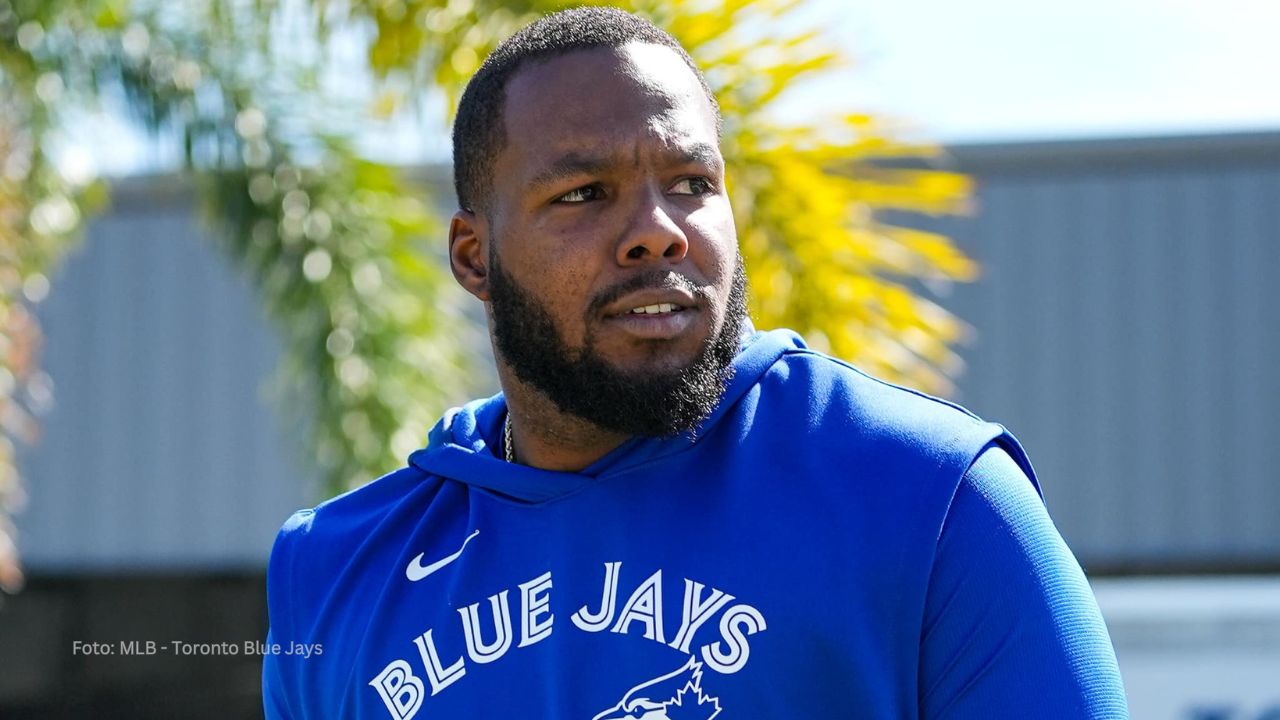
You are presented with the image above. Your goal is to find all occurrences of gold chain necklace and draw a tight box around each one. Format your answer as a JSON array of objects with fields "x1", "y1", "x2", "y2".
[{"x1": 503, "y1": 412, "x2": 515, "y2": 463}]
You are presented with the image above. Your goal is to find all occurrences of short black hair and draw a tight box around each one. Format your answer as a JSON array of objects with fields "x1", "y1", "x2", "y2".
[{"x1": 451, "y1": 6, "x2": 720, "y2": 214}]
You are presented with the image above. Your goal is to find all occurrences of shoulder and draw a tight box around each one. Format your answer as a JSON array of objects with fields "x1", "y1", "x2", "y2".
[
  {"x1": 269, "y1": 464, "x2": 434, "y2": 561},
  {"x1": 265, "y1": 464, "x2": 450, "y2": 625},
  {"x1": 738, "y1": 341, "x2": 1043, "y2": 544},
  {"x1": 755, "y1": 345, "x2": 1009, "y2": 465}
]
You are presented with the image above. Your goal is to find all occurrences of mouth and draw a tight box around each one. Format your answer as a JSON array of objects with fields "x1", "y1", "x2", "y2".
[
  {"x1": 603, "y1": 285, "x2": 701, "y2": 318},
  {"x1": 625, "y1": 302, "x2": 687, "y2": 316},
  {"x1": 596, "y1": 279, "x2": 707, "y2": 342},
  {"x1": 604, "y1": 298, "x2": 700, "y2": 341}
]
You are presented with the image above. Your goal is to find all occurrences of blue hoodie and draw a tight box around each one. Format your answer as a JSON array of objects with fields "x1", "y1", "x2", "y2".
[{"x1": 263, "y1": 329, "x2": 1128, "y2": 719}]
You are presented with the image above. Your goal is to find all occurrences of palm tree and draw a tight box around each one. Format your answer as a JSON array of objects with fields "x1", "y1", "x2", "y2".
[{"x1": 0, "y1": 0, "x2": 975, "y2": 591}]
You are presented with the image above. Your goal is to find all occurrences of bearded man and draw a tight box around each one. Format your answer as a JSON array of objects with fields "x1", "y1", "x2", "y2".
[{"x1": 263, "y1": 7, "x2": 1128, "y2": 719}]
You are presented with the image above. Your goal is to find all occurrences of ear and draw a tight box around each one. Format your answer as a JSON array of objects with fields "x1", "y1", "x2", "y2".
[{"x1": 449, "y1": 209, "x2": 491, "y2": 302}]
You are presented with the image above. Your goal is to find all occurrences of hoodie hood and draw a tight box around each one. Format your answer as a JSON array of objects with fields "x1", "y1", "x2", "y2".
[{"x1": 407, "y1": 327, "x2": 807, "y2": 503}]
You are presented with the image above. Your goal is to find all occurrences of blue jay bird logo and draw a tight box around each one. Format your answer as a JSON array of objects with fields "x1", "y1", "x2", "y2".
[{"x1": 592, "y1": 657, "x2": 722, "y2": 720}]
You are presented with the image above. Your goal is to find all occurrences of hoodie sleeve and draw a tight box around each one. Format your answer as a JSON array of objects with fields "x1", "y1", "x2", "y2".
[
  {"x1": 918, "y1": 446, "x2": 1129, "y2": 719},
  {"x1": 262, "y1": 625, "x2": 293, "y2": 720},
  {"x1": 263, "y1": 509, "x2": 313, "y2": 719}
]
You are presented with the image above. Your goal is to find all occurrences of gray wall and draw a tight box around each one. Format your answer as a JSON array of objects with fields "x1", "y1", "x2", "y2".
[
  {"x1": 13, "y1": 131, "x2": 1280, "y2": 572},
  {"x1": 14, "y1": 188, "x2": 316, "y2": 570},
  {"x1": 944, "y1": 132, "x2": 1280, "y2": 571}
]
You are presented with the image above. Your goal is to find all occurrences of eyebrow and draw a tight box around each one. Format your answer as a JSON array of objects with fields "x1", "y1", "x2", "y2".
[
  {"x1": 526, "y1": 152, "x2": 612, "y2": 194},
  {"x1": 677, "y1": 142, "x2": 722, "y2": 171},
  {"x1": 525, "y1": 142, "x2": 723, "y2": 193}
]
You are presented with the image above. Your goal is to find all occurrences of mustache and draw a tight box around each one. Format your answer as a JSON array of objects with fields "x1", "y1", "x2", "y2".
[{"x1": 588, "y1": 270, "x2": 714, "y2": 315}]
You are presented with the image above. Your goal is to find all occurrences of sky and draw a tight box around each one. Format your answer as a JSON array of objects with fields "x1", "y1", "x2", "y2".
[
  {"x1": 783, "y1": 0, "x2": 1280, "y2": 142},
  {"x1": 74, "y1": 0, "x2": 1280, "y2": 177}
]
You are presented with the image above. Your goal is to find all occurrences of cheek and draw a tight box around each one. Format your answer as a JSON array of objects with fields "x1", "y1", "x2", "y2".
[
  {"x1": 684, "y1": 202, "x2": 738, "y2": 285},
  {"x1": 508, "y1": 235, "x2": 598, "y2": 343}
]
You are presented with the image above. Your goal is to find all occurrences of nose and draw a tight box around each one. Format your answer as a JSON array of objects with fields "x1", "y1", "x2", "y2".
[{"x1": 616, "y1": 189, "x2": 689, "y2": 266}]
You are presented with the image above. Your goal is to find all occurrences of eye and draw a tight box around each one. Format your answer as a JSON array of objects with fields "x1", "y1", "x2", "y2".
[
  {"x1": 669, "y1": 177, "x2": 715, "y2": 196},
  {"x1": 554, "y1": 183, "x2": 605, "y2": 203}
]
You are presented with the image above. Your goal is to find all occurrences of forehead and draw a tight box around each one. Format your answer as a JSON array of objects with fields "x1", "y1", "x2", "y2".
[{"x1": 499, "y1": 42, "x2": 719, "y2": 172}]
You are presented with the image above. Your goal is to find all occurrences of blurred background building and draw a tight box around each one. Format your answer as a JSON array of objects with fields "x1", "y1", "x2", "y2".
[
  {"x1": 2, "y1": 0, "x2": 1280, "y2": 717},
  {"x1": 0, "y1": 130, "x2": 1276, "y2": 718}
]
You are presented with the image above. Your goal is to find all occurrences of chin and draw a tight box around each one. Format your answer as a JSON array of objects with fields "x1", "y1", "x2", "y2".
[{"x1": 599, "y1": 333, "x2": 712, "y2": 375}]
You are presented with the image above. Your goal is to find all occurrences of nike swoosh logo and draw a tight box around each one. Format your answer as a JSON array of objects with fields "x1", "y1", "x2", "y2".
[{"x1": 405, "y1": 529, "x2": 480, "y2": 582}]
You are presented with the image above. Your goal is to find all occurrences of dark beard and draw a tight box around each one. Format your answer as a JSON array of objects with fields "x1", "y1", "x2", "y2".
[{"x1": 487, "y1": 253, "x2": 749, "y2": 438}]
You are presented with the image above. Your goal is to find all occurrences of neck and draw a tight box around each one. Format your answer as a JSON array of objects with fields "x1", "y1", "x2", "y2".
[{"x1": 498, "y1": 366, "x2": 630, "y2": 472}]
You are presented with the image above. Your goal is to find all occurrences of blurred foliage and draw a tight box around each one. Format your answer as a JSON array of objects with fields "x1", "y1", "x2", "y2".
[
  {"x1": 0, "y1": 0, "x2": 975, "y2": 590},
  {"x1": 346, "y1": 0, "x2": 976, "y2": 386}
]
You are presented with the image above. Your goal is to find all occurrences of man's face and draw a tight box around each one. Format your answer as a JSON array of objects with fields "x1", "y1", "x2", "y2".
[{"x1": 478, "y1": 42, "x2": 746, "y2": 436}]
